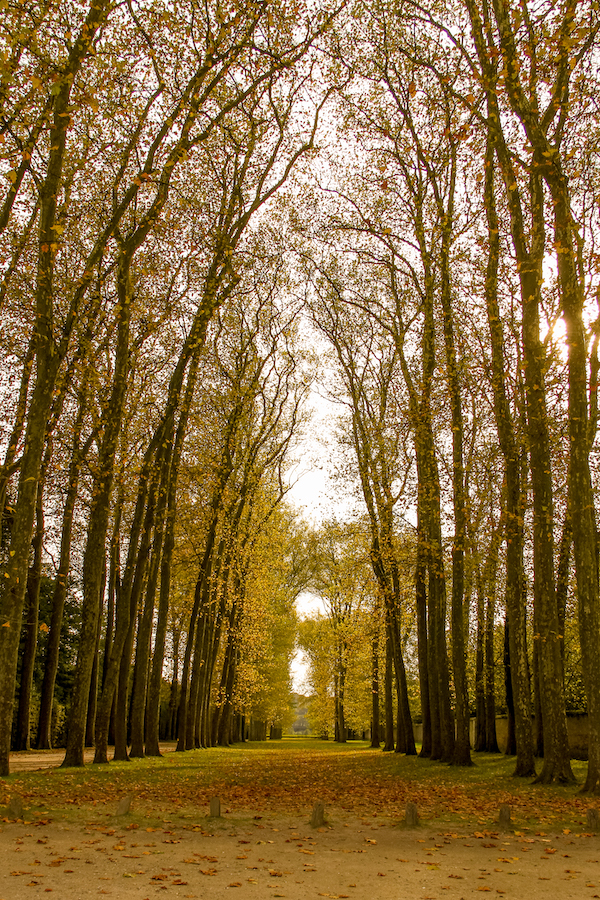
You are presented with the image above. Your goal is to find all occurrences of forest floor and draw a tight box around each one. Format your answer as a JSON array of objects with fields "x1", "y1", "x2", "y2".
[{"x1": 1, "y1": 739, "x2": 599, "y2": 900}]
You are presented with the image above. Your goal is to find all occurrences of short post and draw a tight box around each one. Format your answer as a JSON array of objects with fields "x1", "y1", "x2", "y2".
[
  {"x1": 116, "y1": 795, "x2": 133, "y2": 816},
  {"x1": 8, "y1": 796, "x2": 23, "y2": 819},
  {"x1": 498, "y1": 805, "x2": 511, "y2": 829},
  {"x1": 405, "y1": 802, "x2": 419, "y2": 827},
  {"x1": 209, "y1": 797, "x2": 221, "y2": 818},
  {"x1": 586, "y1": 808, "x2": 600, "y2": 832},
  {"x1": 310, "y1": 801, "x2": 326, "y2": 828}
]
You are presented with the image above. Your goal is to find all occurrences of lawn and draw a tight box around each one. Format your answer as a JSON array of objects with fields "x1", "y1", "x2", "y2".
[{"x1": 2, "y1": 738, "x2": 596, "y2": 834}]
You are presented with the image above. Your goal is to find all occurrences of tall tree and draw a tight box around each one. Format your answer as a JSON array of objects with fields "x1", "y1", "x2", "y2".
[{"x1": 308, "y1": 287, "x2": 416, "y2": 754}]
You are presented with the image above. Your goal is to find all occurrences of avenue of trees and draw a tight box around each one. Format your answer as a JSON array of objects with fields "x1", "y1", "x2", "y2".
[{"x1": 2, "y1": 0, "x2": 600, "y2": 794}]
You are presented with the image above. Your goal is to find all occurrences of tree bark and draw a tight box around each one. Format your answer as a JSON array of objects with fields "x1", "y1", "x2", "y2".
[
  {"x1": 370, "y1": 634, "x2": 380, "y2": 748},
  {"x1": 128, "y1": 464, "x2": 168, "y2": 758},
  {"x1": 474, "y1": 571, "x2": 486, "y2": 753},
  {"x1": 63, "y1": 250, "x2": 134, "y2": 768},
  {"x1": 14, "y1": 486, "x2": 44, "y2": 751},
  {"x1": 383, "y1": 636, "x2": 394, "y2": 752},
  {"x1": 415, "y1": 496, "x2": 431, "y2": 758},
  {"x1": 478, "y1": 122, "x2": 535, "y2": 776}
]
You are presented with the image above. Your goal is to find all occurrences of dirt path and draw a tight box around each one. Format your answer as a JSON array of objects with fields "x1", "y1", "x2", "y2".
[{"x1": 1, "y1": 812, "x2": 599, "y2": 900}]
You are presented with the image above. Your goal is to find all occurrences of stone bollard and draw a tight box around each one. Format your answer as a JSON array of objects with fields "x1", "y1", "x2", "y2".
[
  {"x1": 498, "y1": 805, "x2": 511, "y2": 828},
  {"x1": 310, "y1": 801, "x2": 326, "y2": 828},
  {"x1": 405, "y1": 802, "x2": 419, "y2": 827},
  {"x1": 116, "y1": 794, "x2": 133, "y2": 816},
  {"x1": 209, "y1": 797, "x2": 222, "y2": 818},
  {"x1": 7, "y1": 795, "x2": 23, "y2": 818},
  {"x1": 587, "y1": 808, "x2": 600, "y2": 832}
]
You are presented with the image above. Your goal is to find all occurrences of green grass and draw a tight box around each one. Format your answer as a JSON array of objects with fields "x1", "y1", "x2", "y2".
[{"x1": 2, "y1": 738, "x2": 596, "y2": 834}]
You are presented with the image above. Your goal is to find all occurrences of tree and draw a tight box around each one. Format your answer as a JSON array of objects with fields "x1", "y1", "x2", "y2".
[
  {"x1": 307, "y1": 281, "x2": 417, "y2": 754},
  {"x1": 462, "y1": 0, "x2": 580, "y2": 784},
  {"x1": 0, "y1": 0, "x2": 112, "y2": 777},
  {"x1": 308, "y1": 521, "x2": 372, "y2": 742}
]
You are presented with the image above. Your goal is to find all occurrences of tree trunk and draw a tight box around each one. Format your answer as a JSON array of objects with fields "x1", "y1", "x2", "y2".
[
  {"x1": 555, "y1": 504, "x2": 571, "y2": 671},
  {"x1": 215, "y1": 602, "x2": 243, "y2": 747},
  {"x1": 113, "y1": 610, "x2": 137, "y2": 762},
  {"x1": 62, "y1": 250, "x2": 134, "y2": 768},
  {"x1": 550, "y1": 174, "x2": 600, "y2": 793},
  {"x1": 532, "y1": 599, "x2": 544, "y2": 758},
  {"x1": 85, "y1": 598, "x2": 103, "y2": 748},
  {"x1": 129, "y1": 479, "x2": 167, "y2": 758},
  {"x1": 481, "y1": 129, "x2": 535, "y2": 776},
  {"x1": 415, "y1": 505, "x2": 431, "y2": 758},
  {"x1": 437, "y1": 148, "x2": 471, "y2": 767},
  {"x1": 37, "y1": 427, "x2": 81, "y2": 750},
  {"x1": 484, "y1": 590, "x2": 500, "y2": 754},
  {"x1": 177, "y1": 464, "x2": 234, "y2": 752},
  {"x1": 95, "y1": 455, "x2": 157, "y2": 764},
  {"x1": 504, "y1": 618, "x2": 517, "y2": 757},
  {"x1": 383, "y1": 635, "x2": 394, "y2": 752},
  {"x1": 147, "y1": 359, "x2": 200, "y2": 755},
  {"x1": 144, "y1": 502, "x2": 174, "y2": 756},
  {"x1": 14, "y1": 487, "x2": 44, "y2": 751},
  {"x1": 370, "y1": 634, "x2": 380, "y2": 748},
  {"x1": 518, "y1": 175, "x2": 572, "y2": 785},
  {"x1": 213, "y1": 603, "x2": 237, "y2": 746},
  {"x1": 102, "y1": 496, "x2": 121, "y2": 693},
  {"x1": 474, "y1": 571, "x2": 486, "y2": 753},
  {"x1": 389, "y1": 615, "x2": 416, "y2": 755},
  {"x1": 0, "y1": 0, "x2": 110, "y2": 777},
  {"x1": 167, "y1": 626, "x2": 180, "y2": 741},
  {"x1": 337, "y1": 657, "x2": 347, "y2": 743}
]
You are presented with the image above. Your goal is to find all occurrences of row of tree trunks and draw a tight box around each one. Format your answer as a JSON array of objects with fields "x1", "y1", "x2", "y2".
[
  {"x1": 0, "y1": 0, "x2": 113, "y2": 777},
  {"x1": 62, "y1": 249, "x2": 136, "y2": 768},
  {"x1": 1, "y1": 0, "x2": 329, "y2": 771}
]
